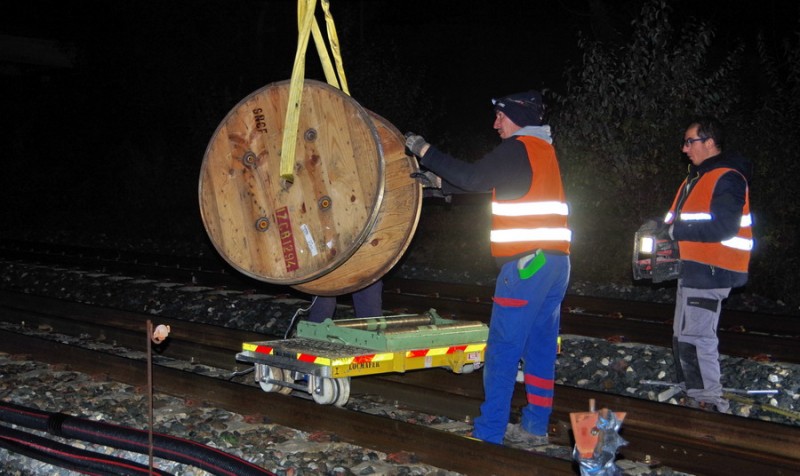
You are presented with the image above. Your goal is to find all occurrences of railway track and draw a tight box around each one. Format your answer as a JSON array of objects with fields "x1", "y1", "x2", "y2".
[
  {"x1": 0, "y1": 291, "x2": 572, "y2": 475},
  {"x1": 381, "y1": 280, "x2": 800, "y2": 364},
  {"x1": 1, "y1": 290, "x2": 799, "y2": 475},
  {"x1": 2, "y1": 238, "x2": 798, "y2": 364}
]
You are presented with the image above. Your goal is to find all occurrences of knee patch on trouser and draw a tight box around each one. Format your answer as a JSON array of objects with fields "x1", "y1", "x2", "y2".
[
  {"x1": 676, "y1": 341, "x2": 704, "y2": 390},
  {"x1": 672, "y1": 337, "x2": 684, "y2": 383}
]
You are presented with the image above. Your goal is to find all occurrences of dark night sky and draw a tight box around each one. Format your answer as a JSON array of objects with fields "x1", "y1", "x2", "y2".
[
  {"x1": 3, "y1": 0, "x2": 591, "y2": 136},
  {"x1": 4, "y1": 0, "x2": 797, "y2": 137},
  {"x1": 1, "y1": 0, "x2": 798, "y2": 238}
]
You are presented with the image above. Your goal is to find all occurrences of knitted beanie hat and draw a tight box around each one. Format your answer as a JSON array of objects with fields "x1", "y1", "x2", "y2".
[{"x1": 492, "y1": 90, "x2": 544, "y2": 127}]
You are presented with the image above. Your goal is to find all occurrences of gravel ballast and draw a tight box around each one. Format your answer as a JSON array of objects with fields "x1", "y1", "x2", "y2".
[{"x1": 1, "y1": 235, "x2": 799, "y2": 475}]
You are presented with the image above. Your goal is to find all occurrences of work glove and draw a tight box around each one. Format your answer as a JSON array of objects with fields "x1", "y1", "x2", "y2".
[
  {"x1": 649, "y1": 218, "x2": 677, "y2": 259},
  {"x1": 654, "y1": 221, "x2": 674, "y2": 241},
  {"x1": 634, "y1": 218, "x2": 680, "y2": 283},
  {"x1": 643, "y1": 217, "x2": 672, "y2": 240},
  {"x1": 410, "y1": 170, "x2": 451, "y2": 202},
  {"x1": 404, "y1": 132, "x2": 430, "y2": 157},
  {"x1": 410, "y1": 170, "x2": 442, "y2": 189}
]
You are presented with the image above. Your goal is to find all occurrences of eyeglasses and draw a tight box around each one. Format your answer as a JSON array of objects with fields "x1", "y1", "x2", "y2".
[{"x1": 683, "y1": 137, "x2": 708, "y2": 147}]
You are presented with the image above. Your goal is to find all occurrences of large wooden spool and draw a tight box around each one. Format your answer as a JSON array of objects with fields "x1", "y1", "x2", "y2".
[
  {"x1": 294, "y1": 111, "x2": 422, "y2": 295},
  {"x1": 199, "y1": 80, "x2": 421, "y2": 293}
]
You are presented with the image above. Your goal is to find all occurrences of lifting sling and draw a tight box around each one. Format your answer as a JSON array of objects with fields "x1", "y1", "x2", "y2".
[{"x1": 281, "y1": 0, "x2": 350, "y2": 182}]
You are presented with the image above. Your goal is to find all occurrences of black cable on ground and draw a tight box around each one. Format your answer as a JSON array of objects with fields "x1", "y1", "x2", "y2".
[
  {"x1": 0, "y1": 424, "x2": 173, "y2": 476},
  {"x1": 0, "y1": 401, "x2": 275, "y2": 476}
]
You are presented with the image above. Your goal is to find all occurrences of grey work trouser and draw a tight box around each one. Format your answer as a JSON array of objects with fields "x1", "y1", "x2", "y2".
[{"x1": 672, "y1": 282, "x2": 731, "y2": 410}]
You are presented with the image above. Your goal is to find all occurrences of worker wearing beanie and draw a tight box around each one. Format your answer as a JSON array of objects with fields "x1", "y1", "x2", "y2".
[{"x1": 405, "y1": 90, "x2": 571, "y2": 447}]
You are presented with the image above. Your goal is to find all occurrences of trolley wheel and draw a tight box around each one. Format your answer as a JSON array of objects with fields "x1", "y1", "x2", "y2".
[
  {"x1": 311, "y1": 376, "x2": 338, "y2": 405},
  {"x1": 257, "y1": 365, "x2": 289, "y2": 393},
  {"x1": 276, "y1": 368, "x2": 293, "y2": 395},
  {"x1": 333, "y1": 377, "x2": 351, "y2": 407}
]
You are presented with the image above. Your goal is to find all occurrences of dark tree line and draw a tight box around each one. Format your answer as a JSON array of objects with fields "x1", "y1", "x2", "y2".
[{"x1": 552, "y1": 0, "x2": 800, "y2": 305}]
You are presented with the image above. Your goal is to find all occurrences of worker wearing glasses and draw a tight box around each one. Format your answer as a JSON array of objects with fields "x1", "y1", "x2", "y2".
[{"x1": 661, "y1": 117, "x2": 754, "y2": 413}]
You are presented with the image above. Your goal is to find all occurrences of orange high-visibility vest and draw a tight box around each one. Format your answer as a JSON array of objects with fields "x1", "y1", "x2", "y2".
[
  {"x1": 490, "y1": 136, "x2": 571, "y2": 257},
  {"x1": 666, "y1": 168, "x2": 752, "y2": 272}
]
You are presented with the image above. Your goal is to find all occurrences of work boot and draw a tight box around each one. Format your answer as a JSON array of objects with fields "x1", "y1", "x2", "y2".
[{"x1": 503, "y1": 423, "x2": 549, "y2": 448}]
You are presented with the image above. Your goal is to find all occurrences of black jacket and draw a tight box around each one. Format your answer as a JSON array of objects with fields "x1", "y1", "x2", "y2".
[
  {"x1": 420, "y1": 136, "x2": 544, "y2": 266},
  {"x1": 420, "y1": 138, "x2": 533, "y2": 200},
  {"x1": 672, "y1": 150, "x2": 752, "y2": 289}
]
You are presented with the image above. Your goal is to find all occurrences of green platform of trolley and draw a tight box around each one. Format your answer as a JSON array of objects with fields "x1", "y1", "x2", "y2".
[{"x1": 236, "y1": 309, "x2": 488, "y2": 406}]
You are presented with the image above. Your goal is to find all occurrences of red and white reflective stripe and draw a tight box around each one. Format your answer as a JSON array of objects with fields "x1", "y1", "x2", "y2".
[
  {"x1": 406, "y1": 343, "x2": 486, "y2": 358},
  {"x1": 244, "y1": 342, "x2": 483, "y2": 365}
]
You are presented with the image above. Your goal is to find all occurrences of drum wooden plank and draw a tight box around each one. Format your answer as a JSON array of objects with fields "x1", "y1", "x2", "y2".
[
  {"x1": 292, "y1": 111, "x2": 423, "y2": 296},
  {"x1": 199, "y1": 80, "x2": 384, "y2": 284}
]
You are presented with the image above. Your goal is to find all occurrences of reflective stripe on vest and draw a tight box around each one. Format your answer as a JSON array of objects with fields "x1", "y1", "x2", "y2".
[
  {"x1": 490, "y1": 136, "x2": 571, "y2": 257},
  {"x1": 666, "y1": 168, "x2": 752, "y2": 272},
  {"x1": 492, "y1": 201, "x2": 569, "y2": 217}
]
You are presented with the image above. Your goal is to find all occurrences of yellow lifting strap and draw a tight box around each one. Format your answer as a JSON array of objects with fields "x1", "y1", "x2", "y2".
[{"x1": 280, "y1": 0, "x2": 350, "y2": 182}]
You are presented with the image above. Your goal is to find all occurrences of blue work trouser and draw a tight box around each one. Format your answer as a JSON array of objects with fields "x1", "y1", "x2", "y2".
[{"x1": 473, "y1": 253, "x2": 570, "y2": 444}]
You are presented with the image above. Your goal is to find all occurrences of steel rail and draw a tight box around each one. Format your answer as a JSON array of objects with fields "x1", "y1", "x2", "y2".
[
  {"x1": 0, "y1": 327, "x2": 575, "y2": 476},
  {"x1": 2, "y1": 291, "x2": 799, "y2": 475},
  {"x1": 3, "y1": 239, "x2": 798, "y2": 361},
  {"x1": 381, "y1": 279, "x2": 800, "y2": 363}
]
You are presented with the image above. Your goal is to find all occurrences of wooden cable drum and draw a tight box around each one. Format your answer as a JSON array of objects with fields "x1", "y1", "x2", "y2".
[
  {"x1": 292, "y1": 111, "x2": 422, "y2": 296},
  {"x1": 199, "y1": 79, "x2": 385, "y2": 284}
]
